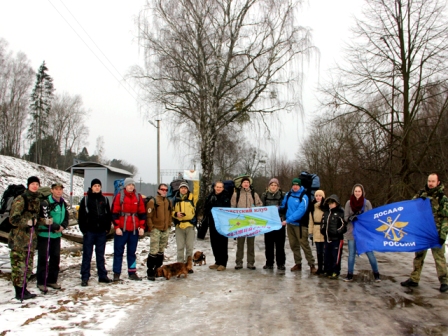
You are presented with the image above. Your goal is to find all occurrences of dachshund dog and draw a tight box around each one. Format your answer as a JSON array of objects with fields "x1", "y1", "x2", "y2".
[
  {"x1": 156, "y1": 256, "x2": 193, "y2": 280},
  {"x1": 193, "y1": 251, "x2": 206, "y2": 266}
]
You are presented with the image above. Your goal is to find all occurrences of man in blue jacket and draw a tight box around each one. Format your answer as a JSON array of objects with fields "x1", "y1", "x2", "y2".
[{"x1": 280, "y1": 178, "x2": 317, "y2": 273}]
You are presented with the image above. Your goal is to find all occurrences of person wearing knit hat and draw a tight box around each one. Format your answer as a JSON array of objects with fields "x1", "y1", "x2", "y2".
[
  {"x1": 27, "y1": 176, "x2": 40, "y2": 188},
  {"x1": 279, "y1": 177, "x2": 317, "y2": 274},
  {"x1": 78, "y1": 178, "x2": 112, "y2": 286},
  {"x1": 261, "y1": 178, "x2": 286, "y2": 270},
  {"x1": 308, "y1": 190, "x2": 326, "y2": 275},
  {"x1": 172, "y1": 181, "x2": 196, "y2": 270},
  {"x1": 343, "y1": 184, "x2": 379, "y2": 282},
  {"x1": 111, "y1": 177, "x2": 146, "y2": 281},
  {"x1": 8, "y1": 176, "x2": 44, "y2": 300},
  {"x1": 231, "y1": 176, "x2": 263, "y2": 270},
  {"x1": 90, "y1": 178, "x2": 102, "y2": 187}
]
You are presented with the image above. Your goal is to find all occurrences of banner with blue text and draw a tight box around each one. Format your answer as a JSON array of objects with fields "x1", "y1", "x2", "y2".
[
  {"x1": 354, "y1": 198, "x2": 441, "y2": 254},
  {"x1": 211, "y1": 206, "x2": 282, "y2": 238}
]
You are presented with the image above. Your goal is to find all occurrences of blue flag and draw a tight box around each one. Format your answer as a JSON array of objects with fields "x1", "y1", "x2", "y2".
[
  {"x1": 211, "y1": 206, "x2": 282, "y2": 238},
  {"x1": 354, "y1": 198, "x2": 441, "y2": 254}
]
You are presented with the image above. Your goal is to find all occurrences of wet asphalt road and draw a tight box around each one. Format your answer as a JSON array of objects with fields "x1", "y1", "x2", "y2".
[{"x1": 112, "y1": 235, "x2": 448, "y2": 336}]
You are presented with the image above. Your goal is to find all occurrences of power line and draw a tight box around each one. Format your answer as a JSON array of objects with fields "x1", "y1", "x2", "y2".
[{"x1": 47, "y1": 0, "x2": 141, "y2": 104}]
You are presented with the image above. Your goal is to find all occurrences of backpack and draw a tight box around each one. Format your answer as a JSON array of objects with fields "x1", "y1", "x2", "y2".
[
  {"x1": 299, "y1": 171, "x2": 320, "y2": 201},
  {"x1": 172, "y1": 191, "x2": 197, "y2": 226},
  {"x1": 0, "y1": 184, "x2": 26, "y2": 215},
  {"x1": 114, "y1": 179, "x2": 125, "y2": 196},
  {"x1": 233, "y1": 175, "x2": 253, "y2": 189},
  {"x1": 212, "y1": 180, "x2": 235, "y2": 196},
  {"x1": 167, "y1": 179, "x2": 190, "y2": 200},
  {"x1": 233, "y1": 175, "x2": 256, "y2": 205}
]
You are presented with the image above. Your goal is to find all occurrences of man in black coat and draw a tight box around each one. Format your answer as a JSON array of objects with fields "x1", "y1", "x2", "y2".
[{"x1": 78, "y1": 178, "x2": 112, "y2": 286}]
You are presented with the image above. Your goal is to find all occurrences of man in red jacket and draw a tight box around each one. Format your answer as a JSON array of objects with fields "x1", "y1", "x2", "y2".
[{"x1": 111, "y1": 178, "x2": 146, "y2": 281}]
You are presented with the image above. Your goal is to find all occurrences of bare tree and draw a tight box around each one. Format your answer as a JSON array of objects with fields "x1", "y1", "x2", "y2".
[
  {"x1": 0, "y1": 39, "x2": 34, "y2": 157},
  {"x1": 321, "y1": 0, "x2": 448, "y2": 198},
  {"x1": 132, "y1": 0, "x2": 312, "y2": 207}
]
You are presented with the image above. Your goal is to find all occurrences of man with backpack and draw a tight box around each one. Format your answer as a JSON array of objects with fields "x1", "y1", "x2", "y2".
[
  {"x1": 146, "y1": 183, "x2": 172, "y2": 281},
  {"x1": 172, "y1": 182, "x2": 196, "y2": 269},
  {"x1": 279, "y1": 178, "x2": 317, "y2": 274},
  {"x1": 78, "y1": 178, "x2": 113, "y2": 286},
  {"x1": 8, "y1": 176, "x2": 44, "y2": 300},
  {"x1": 36, "y1": 182, "x2": 69, "y2": 292},
  {"x1": 231, "y1": 176, "x2": 263, "y2": 270}
]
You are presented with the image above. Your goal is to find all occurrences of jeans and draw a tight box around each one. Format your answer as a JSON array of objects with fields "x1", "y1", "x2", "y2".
[
  {"x1": 113, "y1": 230, "x2": 139, "y2": 275},
  {"x1": 81, "y1": 231, "x2": 107, "y2": 280},
  {"x1": 347, "y1": 239, "x2": 378, "y2": 273},
  {"x1": 37, "y1": 236, "x2": 61, "y2": 285}
]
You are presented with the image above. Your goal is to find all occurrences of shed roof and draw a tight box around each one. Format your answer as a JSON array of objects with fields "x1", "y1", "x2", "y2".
[{"x1": 65, "y1": 162, "x2": 133, "y2": 176}]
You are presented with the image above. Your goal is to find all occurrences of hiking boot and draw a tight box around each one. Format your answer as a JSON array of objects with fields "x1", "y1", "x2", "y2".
[
  {"x1": 188, "y1": 269, "x2": 194, "y2": 274},
  {"x1": 217, "y1": 265, "x2": 226, "y2": 271},
  {"x1": 209, "y1": 264, "x2": 219, "y2": 270},
  {"x1": 310, "y1": 265, "x2": 317, "y2": 274},
  {"x1": 113, "y1": 273, "x2": 120, "y2": 282},
  {"x1": 373, "y1": 272, "x2": 381, "y2": 282},
  {"x1": 290, "y1": 264, "x2": 302, "y2": 272},
  {"x1": 47, "y1": 283, "x2": 61, "y2": 289},
  {"x1": 129, "y1": 273, "x2": 142, "y2": 281},
  {"x1": 278, "y1": 265, "x2": 286, "y2": 271},
  {"x1": 81, "y1": 280, "x2": 88, "y2": 287},
  {"x1": 37, "y1": 284, "x2": 48, "y2": 293},
  {"x1": 235, "y1": 263, "x2": 243, "y2": 270},
  {"x1": 328, "y1": 273, "x2": 339, "y2": 280},
  {"x1": 315, "y1": 268, "x2": 324, "y2": 275},
  {"x1": 263, "y1": 265, "x2": 274, "y2": 270},
  {"x1": 343, "y1": 273, "x2": 354, "y2": 282},
  {"x1": 15, "y1": 286, "x2": 36, "y2": 301},
  {"x1": 98, "y1": 277, "x2": 112, "y2": 283},
  {"x1": 247, "y1": 264, "x2": 256, "y2": 270},
  {"x1": 401, "y1": 279, "x2": 418, "y2": 287},
  {"x1": 440, "y1": 284, "x2": 448, "y2": 293},
  {"x1": 148, "y1": 275, "x2": 156, "y2": 281}
]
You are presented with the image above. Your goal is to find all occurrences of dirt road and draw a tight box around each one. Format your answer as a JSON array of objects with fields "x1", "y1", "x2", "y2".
[{"x1": 112, "y1": 235, "x2": 448, "y2": 336}]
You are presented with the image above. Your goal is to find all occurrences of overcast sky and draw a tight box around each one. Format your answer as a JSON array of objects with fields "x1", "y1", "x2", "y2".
[{"x1": 0, "y1": 0, "x2": 362, "y2": 184}]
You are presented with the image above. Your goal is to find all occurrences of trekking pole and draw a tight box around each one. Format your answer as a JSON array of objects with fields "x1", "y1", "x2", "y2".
[
  {"x1": 43, "y1": 223, "x2": 50, "y2": 294},
  {"x1": 21, "y1": 218, "x2": 35, "y2": 302}
]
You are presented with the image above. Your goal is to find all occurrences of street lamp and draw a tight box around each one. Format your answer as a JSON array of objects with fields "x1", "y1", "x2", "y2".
[{"x1": 148, "y1": 119, "x2": 161, "y2": 184}]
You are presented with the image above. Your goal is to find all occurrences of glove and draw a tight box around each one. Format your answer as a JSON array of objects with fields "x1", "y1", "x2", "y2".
[
  {"x1": 348, "y1": 215, "x2": 358, "y2": 222},
  {"x1": 440, "y1": 238, "x2": 446, "y2": 246},
  {"x1": 308, "y1": 233, "x2": 313, "y2": 240},
  {"x1": 420, "y1": 196, "x2": 427, "y2": 201},
  {"x1": 50, "y1": 223, "x2": 61, "y2": 232}
]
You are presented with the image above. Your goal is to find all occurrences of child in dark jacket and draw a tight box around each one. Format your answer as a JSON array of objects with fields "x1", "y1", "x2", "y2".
[{"x1": 320, "y1": 194, "x2": 346, "y2": 279}]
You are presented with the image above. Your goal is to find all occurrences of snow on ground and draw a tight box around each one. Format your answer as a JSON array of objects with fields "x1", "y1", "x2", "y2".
[
  {"x1": 0, "y1": 230, "x2": 178, "y2": 336},
  {"x1": 0, "y1": 155, "x2": 84, "y2": 203}
]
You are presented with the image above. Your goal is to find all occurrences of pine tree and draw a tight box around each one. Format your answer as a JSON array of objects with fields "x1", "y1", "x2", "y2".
[{"x1": 28, "y1": 61, "x2": 54, "y2": 164}]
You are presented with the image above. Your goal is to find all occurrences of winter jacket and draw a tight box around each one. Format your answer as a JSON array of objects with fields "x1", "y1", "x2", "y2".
[
  {"x1": 38, "y1": 195, "x2": 69, "y2": 238},
  {"x1": 111, "y1": 190, "x2": 146, "y2": 232},
  {"x1": 8, "y1": 190, "x2": 43, "y2": 251},
  {"x1": 231, "y1": 188, "x2": 262, "y2": 208},
  {"x1": 146, "y1": 194, "x2": 172, "y2": 232},
  {"x1": 261, "y1": 190, "x2": 285, "y2": 207},
  {"x1": 321, "y1": 195, "x2": 346, "y2": 242},
  {"x1": 344, "y1": 199, "x2": 372, "y2": 240},
  {"x1": 78, "y1": 189, "x2": 112, "y2": 234},
  {"x1": 279, "y1": 187, "x2": 308, "y2": 226},
  {"x1": 413, "y1": 183, "x2": 448, "y2": 240},
  {"x1": 172, "y1": 191, "x2": 196, "y2": 229},
  {"x1": 309, "y1": 201, "x2": 326, "y2": 242},
  {"x1": 204, "y1": 190, "x2": 231, "y2": 217}
]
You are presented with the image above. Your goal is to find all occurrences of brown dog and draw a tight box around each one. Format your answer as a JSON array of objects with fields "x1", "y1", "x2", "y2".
[
  {"x1": 193, "y1": 251, "x2": 206, "y2": 266},
  {"x1": 156, "y1": 256, "x2": 193, "y2": 280}
]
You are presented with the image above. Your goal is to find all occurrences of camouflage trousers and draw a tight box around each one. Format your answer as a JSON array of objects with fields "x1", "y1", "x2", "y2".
[
  {"x1": 410, "y1": 245, "x2": 447, "y2": 284},
  {"x1": 149, "y1": 228, "x2": 170, "y2": 255},
  {"x1": 10, "y1": 249, "x2": 35, "y2": 287}
]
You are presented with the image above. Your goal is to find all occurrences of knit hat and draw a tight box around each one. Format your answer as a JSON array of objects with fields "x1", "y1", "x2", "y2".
[
  {"x1": 179, "y1": 182, "x2": 189, "y2": 190},
  {"x1": 241, "y1": 177, "x2": 251, "y2": 184},
  {"x1": 269, "y1": 178, "x2": 279, "y2": 186},
  {"x1": 27, "y1": 176, "x2": 40, "y2": 187},
  {"x1": 51, "y1": 182, "x2": 64, "y2": 189},
  {"x1": 292, "y1": 178, "x2": 301, "y2": 186},
  {"x1": 124, "y1": 178, "x2": 136, "y2": 187},
  {"x1": 91, "y1": 178, "x2": 102, "y2": 187},
  {"x1": 314, "y1": 190, "x2": 325, "y2": 198}
]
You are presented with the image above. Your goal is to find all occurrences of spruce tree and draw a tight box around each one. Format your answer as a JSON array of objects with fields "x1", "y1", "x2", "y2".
[{"x1": 28, "y1": 61, "x2": 54, "y2": 164}]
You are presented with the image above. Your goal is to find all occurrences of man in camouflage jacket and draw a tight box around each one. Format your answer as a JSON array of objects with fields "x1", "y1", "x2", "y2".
[
  {"x1": 401, "y1": 173, "x2": 448, "y2": 293},
  {"x1": 8, "y1": 176, "x2": 44, "y2": 300}
]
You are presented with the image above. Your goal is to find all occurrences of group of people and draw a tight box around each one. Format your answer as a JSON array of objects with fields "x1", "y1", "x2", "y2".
[{"x1": 8, "y1": 172, "x2": 448, "y2": 301}]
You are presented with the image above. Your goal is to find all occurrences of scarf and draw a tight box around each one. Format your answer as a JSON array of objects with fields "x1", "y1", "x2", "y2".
[{"x1": 350, "y1": 194, "x2": 365, "y2": 213}]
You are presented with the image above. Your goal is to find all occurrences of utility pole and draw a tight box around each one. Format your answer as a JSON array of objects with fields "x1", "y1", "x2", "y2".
[{"x1": 149, "y1": 119, "x2": 161, "y2": 184}]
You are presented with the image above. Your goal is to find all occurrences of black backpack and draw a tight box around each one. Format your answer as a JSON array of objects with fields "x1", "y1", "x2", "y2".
[{"x1": 0, "y1": 184, "x2": 26, "y2": 215}]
